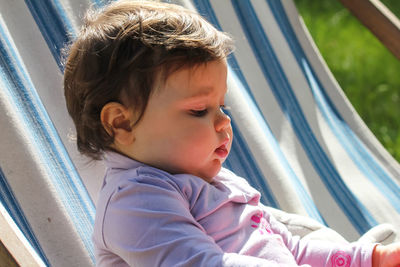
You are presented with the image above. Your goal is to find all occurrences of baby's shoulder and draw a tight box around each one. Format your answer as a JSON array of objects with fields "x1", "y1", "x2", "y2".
[
  {"x1": 104, "y1": 165, "x2": 211, "y2": 202},
  {"x1": 111, "y1": 165, "x2": 183, "y2": 193}
]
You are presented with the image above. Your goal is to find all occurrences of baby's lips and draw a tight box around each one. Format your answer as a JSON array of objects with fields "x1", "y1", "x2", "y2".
[{"x1": 215, "y1": 143, "x2": 229, "y2": 158}]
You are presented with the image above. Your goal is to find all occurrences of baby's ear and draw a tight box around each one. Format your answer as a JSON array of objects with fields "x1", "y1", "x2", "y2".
[{"x1": 100, "y1": 102, "x2": 135, "y2": 145}]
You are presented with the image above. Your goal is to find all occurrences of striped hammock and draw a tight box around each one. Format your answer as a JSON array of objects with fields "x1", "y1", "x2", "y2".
[{"x1": 0, "y1": 0, "x2": 399, "y2": 265}]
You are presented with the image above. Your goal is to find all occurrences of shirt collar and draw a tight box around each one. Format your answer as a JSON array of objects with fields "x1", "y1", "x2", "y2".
[{"x1": 104, "y1": 151, "x2": 145, "y2": 170}]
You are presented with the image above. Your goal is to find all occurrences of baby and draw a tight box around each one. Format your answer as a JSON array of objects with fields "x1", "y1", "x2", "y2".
[{"x1": 63, "y1": 0, "x2": 400, "y2": 266}]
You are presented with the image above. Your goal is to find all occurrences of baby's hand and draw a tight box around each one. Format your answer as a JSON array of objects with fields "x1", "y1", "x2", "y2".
[{"x1": 372, "y1": 243, "x2": 400, "y2": 267}]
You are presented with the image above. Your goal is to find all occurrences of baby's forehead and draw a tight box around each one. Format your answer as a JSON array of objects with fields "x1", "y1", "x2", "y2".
[
  {"x1": 151, "y1": 63, "x2": 206, "y2": 91},
  {"x1": 169, "y1": 60, "x2": 224, "y2": 79},
  {"x1": 155, "y1": 60, "x2": 228, "y2": 99}
]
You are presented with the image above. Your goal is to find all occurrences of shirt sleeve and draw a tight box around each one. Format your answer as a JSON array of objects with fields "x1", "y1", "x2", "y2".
[
  {"x1": 100, "y1": 173, "x2": 298, "y2": 267},
  {"x1": 262, "y1": 205, "x2": 376, "y2": 267}
]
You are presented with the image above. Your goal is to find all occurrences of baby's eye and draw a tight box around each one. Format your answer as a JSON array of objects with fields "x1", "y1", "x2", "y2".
[{"x1": 190, "y1": 109, "x2": 208, "y2": 117}]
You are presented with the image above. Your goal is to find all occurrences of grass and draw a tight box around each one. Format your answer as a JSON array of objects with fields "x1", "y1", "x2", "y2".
[{"x1": 293, "y1": 0, "x2": 400, "y2": 163}]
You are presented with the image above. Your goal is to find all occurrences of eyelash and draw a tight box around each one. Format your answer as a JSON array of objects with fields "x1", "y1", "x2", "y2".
[
  {"x1": 190, "y1": 105, "x2": 229, "y2": 117},
  {"x1": 190, "y1": 109, "x2": 208, "y2": 117}
]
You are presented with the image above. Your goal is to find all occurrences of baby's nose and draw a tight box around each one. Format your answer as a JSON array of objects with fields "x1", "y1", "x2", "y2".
[{"x1": 215, "y1": 111, "x2": 231, "y2": 132}]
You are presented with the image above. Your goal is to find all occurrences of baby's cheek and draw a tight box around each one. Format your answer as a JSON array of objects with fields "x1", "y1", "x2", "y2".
[{"x1": 189, "y1": 127, "x2": 215, "y2": 146}]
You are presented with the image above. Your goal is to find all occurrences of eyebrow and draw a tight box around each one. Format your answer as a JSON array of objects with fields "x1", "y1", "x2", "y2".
[{"x1": 183, "y1": 87, "x2": 214, "y2": 100}]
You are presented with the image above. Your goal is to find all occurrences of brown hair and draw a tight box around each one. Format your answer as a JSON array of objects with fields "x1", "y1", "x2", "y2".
[{"x1": 63, "y1": 0, "x2": 233, "y2": 160}]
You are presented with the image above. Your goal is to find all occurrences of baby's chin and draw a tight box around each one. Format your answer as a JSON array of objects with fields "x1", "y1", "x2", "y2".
[
  {"x1": 165, "y1": 158, "x2": 226, "y2": 183},
  {"x1": 198, "y1": 174, "x2": 217, "y2": 183},
  {"x1": 192, "y1": 161, "x2": 224, "y2": 183}
]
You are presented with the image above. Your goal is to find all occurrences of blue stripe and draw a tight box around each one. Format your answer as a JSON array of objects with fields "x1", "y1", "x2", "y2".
[
  {"x1": 0, "y1": 168, "x2": 49, "y2": 265},
  {"x1": 24, "y1": 0, "x2": 114, "y2": 70},
  {"x1": 228, "y1": 69, "x2": 328, "y2": 223},
  {"x1": 52, "y1": 0, "x2": 76, "y2": 35},
  {"x1": 24, "y1": 0, "x2": 72, "y2": 70},
  {"x1": 224, "y1": 113, "x2": 279, "y2": 207},
  {"x1": 267, "y1": 0, "x2": 400, "y2": 212},
  {"x1": 0, "y1": 19, "x2": 95, "y2": 263},
  {"x1": 193, "y1": 0, "x2": 278, "y2": 208},
  {"x1": 91, "y1": 0, "x2": 109, "y2": 8},
  {"x1": 193, "y1": 0, "x2": 324, "y2": 223},
  {"x1": 232, "y1": 0, "x2": 377, "y2": 234}
]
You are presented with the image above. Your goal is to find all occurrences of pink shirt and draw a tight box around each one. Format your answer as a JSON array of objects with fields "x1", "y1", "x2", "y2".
[{"x1": 93, "y1": 152, "x2": 374, "y2": 266}]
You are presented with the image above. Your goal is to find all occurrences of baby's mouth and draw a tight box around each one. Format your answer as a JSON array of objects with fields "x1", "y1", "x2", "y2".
[{"x1": 215, "y1": 143, "x2": 229, "y2": 159}]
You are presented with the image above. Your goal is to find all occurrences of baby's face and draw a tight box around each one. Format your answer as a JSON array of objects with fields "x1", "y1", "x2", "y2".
[{"x1": 128, "y1": 60, "x2": 232, "y2": 182}]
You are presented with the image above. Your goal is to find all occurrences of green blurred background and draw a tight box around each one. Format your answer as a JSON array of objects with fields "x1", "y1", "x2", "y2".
[{"x1": 293, "y1": 0, "x2": 400, "y2": 162}]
